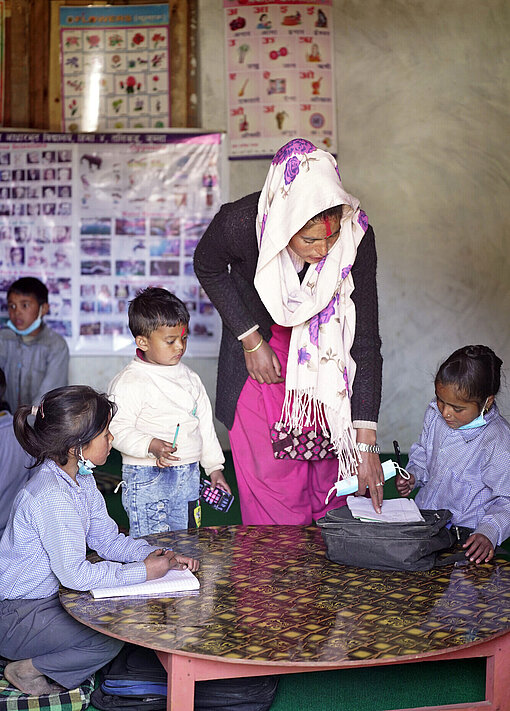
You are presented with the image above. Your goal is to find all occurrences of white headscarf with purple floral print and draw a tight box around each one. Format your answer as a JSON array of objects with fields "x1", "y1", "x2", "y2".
[{"x1": 254, "y1": 139, "x2": 369, "y2": 480}]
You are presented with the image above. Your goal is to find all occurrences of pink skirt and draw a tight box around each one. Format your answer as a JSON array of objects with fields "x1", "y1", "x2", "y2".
[{"x1": 229, "y1": 324, "x2": 347, "y2": 525}]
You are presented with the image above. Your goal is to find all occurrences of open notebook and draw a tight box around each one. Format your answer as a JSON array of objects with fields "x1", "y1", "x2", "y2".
[
  {"x1": 91, "y1": 568, "x2": 200, "y2": 599},
  {"x1": 346, "y1": 495, "x2": 425, "y2": 523}
]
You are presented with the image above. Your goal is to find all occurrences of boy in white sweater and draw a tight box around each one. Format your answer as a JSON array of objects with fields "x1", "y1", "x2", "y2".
[{"x1": 109, "y1": 287, "x2": 229, "y2": 535}]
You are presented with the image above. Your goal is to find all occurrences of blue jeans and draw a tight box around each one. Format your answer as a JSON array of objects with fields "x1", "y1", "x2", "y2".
[{"x1": 121, "y1": 462, "x2": 200, "y2": 537}]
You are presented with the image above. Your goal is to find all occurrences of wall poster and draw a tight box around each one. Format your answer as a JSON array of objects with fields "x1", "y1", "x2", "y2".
[
  {"x1": 60, "y1": 4, "x2": 170, "y2": 132},
  {"x1": 224, "y1": 0, "x2": 336, "y2": 158},
  {"x1": 0, "y1": 131, "x2": 224, "y2": 357}
]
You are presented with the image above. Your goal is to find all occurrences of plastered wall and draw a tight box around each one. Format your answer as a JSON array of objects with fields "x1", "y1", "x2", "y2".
[{"x1": 72, "y1": 0, "x2": 510, "y2": 452}]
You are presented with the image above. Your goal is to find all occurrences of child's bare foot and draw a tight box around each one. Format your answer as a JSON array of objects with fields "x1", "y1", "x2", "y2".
[{"x1": 4, "y1": 659, "x2": 64, "y2": 695}]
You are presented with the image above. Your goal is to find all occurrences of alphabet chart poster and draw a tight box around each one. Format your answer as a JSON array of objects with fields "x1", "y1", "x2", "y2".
[
  {"x1": 224, "y1": 0, "x2": 336, "y2": 157},
  {"x1": 59, "y1": 4, "x2": 170, "y2": 132},
  {"x1": 0, "y1": 132, "x2": 224, "y2": 357}
]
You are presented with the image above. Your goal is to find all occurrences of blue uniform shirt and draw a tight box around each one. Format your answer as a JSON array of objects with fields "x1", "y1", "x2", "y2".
[
  {"x1": 408, "y1": 400, "x2": 510, "y2": 547},
  {"x1": 0, "y1": 458, "x2": 159, "y2": 600},
  {"x1": 0, "y1": 410, "x2": 36, "y2": 538}
]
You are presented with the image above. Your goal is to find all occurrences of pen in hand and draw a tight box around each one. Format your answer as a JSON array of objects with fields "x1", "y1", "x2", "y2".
[
  {"x1": 164, "y1": 550, "x2": 180, "y2": 568},
  {"x1": 158, "y1": 549, "x2": 183, "y2": 569},
  {"x1": 172, "y1": 423, "x2": 180, "y2": 448},
  {"x1": 393, "y1": 440, "x2": 402, "y2": 468}
]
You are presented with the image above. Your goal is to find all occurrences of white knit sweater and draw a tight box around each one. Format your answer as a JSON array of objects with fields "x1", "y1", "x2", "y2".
[{"x1": 108, "y1": 357, "x2": 224, "y2": 475}]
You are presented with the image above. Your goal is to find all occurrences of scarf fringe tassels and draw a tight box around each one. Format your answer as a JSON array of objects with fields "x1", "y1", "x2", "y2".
[{"x1": 281, "y1": 388, "x2": 360, "y2": 481}]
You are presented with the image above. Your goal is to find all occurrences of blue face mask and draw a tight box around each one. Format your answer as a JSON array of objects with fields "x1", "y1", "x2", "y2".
[
  {"x1": 458, "y1": 398, "x2": 489, "y2": 430},
  {"x1": 6, "y1": 307, "x2": 43, "y2": 336},
  {"x1": 78, "y1": 446, "x2": 96, "y2": 476}
]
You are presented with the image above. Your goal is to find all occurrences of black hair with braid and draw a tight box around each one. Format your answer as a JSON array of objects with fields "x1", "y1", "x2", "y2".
[{"x1": 435, "y1": 345, "x2": 503, "y2": 406}]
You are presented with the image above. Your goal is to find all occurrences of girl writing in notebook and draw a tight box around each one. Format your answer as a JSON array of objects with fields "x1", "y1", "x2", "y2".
[
  {"x1": 396, "y1": 345, "x2": 510, "y2": 565},
  {"x1": 0, "y1": 385, "x2": 198, "y2": 696}
]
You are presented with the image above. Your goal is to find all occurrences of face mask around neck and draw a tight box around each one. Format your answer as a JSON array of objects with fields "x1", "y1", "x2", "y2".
[
  {"x1": 6, "y1": 306, "x2": 43, "y2": 336},
  {"x1": 78, "y1": 446, "x2": 96, "y2": 476},
  {"x1": 458, "y1": 398, "x2": 490, "y2": 430}
]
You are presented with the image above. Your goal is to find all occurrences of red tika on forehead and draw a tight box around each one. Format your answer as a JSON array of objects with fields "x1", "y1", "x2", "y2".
[{"x1": 181, "y1": 325, "x2": 187, "y2": 338}]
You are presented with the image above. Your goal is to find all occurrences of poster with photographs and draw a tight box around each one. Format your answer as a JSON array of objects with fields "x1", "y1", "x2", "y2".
[
  {"x1": 0, "y1": 131, "x2": 225, "y2": 357},
  {"x1": 224, "y1": 0, "x2": 336, "y2": 158},
  {"x1": 60, "y1": 4, "x2": 170, "y2": 132}
]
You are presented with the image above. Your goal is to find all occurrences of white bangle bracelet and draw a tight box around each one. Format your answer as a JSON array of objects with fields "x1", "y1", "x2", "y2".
[{"x1": 357, "y1": 442, "x2": 380, "y2": 454}]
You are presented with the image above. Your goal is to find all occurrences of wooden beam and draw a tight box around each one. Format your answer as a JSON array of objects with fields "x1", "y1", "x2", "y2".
[
  {"x1": 169, "y1": 0, "x2": 187, "y2": 127},
  {"x1": 9, "y1": 0, "x2": 30, "y2": 126},
  {"x1": 48, "y1": 0, "x2": 65, "y2": 130},
  {"x1": 2, "y1": 3, "x2": 12, "y2": 126},
  {"x1": 187, "y1": 0, "x2": 198, "y2": 127},
  {"x1": 29, "y1": 0, "x2": 50, "y2": 128}
]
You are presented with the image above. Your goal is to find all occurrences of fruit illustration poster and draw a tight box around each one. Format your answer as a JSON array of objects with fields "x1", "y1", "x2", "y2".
[
  {"x1": 0, "y1": 132, "x2": 224, "y2": 357},
  {"x1": 60, "y1": 5, "x2": 170, "y2": 132},
  {"x1": 224, "y1": 1, "x2": 336, "y2": 157}
]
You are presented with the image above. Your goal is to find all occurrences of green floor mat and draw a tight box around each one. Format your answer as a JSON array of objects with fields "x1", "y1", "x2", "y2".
[
  {"x1": 87, "y1": 658, "x2": 485, "y2": 711},
  {"x1": 270, "y1": 658, "x2": 485, "y2": 710}
]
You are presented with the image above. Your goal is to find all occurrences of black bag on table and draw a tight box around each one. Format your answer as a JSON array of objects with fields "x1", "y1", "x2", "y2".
[
  {"x1": 317, "y1": 506, "x2": 464, "y2": 571},
  {"x1": 90, "y1": 644, "x2": 279, "y2": 711}
]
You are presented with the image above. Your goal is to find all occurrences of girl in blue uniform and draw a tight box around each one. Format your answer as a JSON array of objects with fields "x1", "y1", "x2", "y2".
[
  {"x1": 0, "y1": 385, "x2": 197, "y2": 695},
  {"x1": 396, "y1": 345, "x2": 510, "y2": 565}
]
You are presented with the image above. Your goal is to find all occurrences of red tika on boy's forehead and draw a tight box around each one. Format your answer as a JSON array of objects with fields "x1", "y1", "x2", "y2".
[{"x1": 181, "y1": 325, "x2": 187, "y2": 338}]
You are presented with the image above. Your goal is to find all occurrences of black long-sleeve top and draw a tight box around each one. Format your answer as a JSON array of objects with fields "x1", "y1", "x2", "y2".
[{"x1": 194, "y1": 191, "x2": 382, "y2": 430}]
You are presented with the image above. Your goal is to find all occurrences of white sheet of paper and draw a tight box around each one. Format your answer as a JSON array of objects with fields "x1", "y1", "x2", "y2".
[{"x1": 347, "y1": 496, "x2": 425, "y2": 523}]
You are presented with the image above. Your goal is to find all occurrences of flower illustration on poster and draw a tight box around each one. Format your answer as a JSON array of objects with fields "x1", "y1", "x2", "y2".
[{"x1": 59, "y1": 4, "x2": 170, "y2": 131}]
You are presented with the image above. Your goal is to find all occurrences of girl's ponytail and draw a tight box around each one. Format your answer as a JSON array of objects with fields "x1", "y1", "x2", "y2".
[
  {"x1": 13, "y1": 404, "x2": 42, "y2": 465},
  {"x1": 13, "y1": 386, "x2": 116, "y2": 468}
]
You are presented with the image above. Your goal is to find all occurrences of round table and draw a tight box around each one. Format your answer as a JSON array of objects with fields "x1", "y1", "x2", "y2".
[{"x1": 60, "y1": 525, "x2": 510, "y2": 710}]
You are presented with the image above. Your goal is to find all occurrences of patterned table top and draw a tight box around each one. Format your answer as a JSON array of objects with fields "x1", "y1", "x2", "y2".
[{"x1": 60, "y1": 525, "x2": 510, "y2": 666}]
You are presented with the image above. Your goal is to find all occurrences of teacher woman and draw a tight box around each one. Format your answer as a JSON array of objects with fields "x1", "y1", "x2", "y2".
[{"x1": 194, "y1": 139, "x2": 383, "y2": 525}]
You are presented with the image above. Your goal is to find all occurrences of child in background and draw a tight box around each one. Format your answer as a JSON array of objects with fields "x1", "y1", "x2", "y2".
[
  {"x1": 108, "y1": 287, "x2": 229, "y2": 535},
  {"x1": 0, "y1": 368, "x2": 37, "y2": 538},
  {"x1": 0, "y1": 277, "x2": 69, "y2": 411},
  {"x1": 0, "y1": 385, "x2": 198, "y2": 695},
  {"x1": 396, "y1": 345, "x2": 510, "y2": 565}
]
